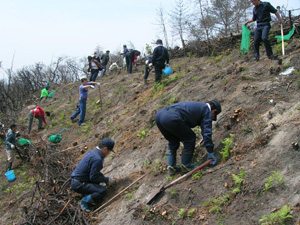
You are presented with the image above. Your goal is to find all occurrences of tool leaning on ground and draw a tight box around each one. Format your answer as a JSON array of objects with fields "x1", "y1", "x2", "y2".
[{"x1": 146, "y1": 159, "x2": 213, "y2": 205}]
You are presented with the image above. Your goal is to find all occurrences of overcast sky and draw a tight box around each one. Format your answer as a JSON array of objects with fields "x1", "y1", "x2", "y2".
[{"x1": 0, "y1": 0, "x2": 299, "y2": 79}]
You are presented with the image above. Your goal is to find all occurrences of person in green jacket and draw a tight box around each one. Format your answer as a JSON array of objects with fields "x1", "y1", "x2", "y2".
[
  {"x1": 5, "y1": 124, "x2": 17, "y2": 172},
  {"x1": 40, "y1": 85, "x2": 50, "y2": 101}
]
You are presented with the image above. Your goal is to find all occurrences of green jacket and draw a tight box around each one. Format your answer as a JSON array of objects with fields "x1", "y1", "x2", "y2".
[
  {"x1": 5, "y1": 129, "x2": 16, "y2": 150},
  {"x1": 41, "y1": 88, "x2": 49, "y2": 98}
]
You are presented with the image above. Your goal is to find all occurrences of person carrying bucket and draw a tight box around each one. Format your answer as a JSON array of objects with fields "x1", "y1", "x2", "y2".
[
  {"x1": 152, "y1": 39, "x2": 169, "y2": 83},
  {"x1": 5, "y1": 123, "x2": 17, "y2": 172}
]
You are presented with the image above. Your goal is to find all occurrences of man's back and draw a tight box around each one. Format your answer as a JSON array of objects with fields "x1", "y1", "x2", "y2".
[{"x1": 153, "y1": 45, "x2": 169, "y2": 67}]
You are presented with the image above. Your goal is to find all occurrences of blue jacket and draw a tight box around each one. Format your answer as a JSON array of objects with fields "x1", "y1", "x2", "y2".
[
  {"x1": 5, "y1": 129, "x2": 16, "y2": 150},
  {"x1": 152, "y1": 45, "x2": 169, "y2": 67},
  {"x1": 71, "y1": 148, "x2": 109, "y2": 184},
  {"x1": 253, "y1": 1, "x2": 277, "y2": 25},
  {"x1": 168, "y1": 102, "x2": 214, "y2": 153}
]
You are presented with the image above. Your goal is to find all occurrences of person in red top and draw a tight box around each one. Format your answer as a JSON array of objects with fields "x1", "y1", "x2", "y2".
[{"x1": 28, "y1": 106, "x2": 50, "y2": 134}]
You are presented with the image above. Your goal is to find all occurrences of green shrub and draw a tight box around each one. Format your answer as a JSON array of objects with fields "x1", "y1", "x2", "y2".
[
  {"x1": 220, "y1": 134, "x2": 234, "y2": 161},
  {"x1": 263, "y1": 171, "x2": 284, "y2": 191},
  {"x1": 178, "y1": 208, "x2": 185, "y2": 219},
  {"x1": 259, "y1": 205, "x2": 293, "y2": 225},
  {"x1": 187, "y1": 208, "x2": 196, "y2": 217}
]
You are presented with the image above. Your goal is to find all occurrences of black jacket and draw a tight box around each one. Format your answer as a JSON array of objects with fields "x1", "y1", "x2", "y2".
[{"x1": 152, "y1": 45, "x2": 169, "y2": 67}]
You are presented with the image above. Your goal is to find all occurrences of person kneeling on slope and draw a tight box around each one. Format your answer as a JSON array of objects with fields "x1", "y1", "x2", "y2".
[{"x1": 71, "y1": 138, "x2": 115, "y2": 212}]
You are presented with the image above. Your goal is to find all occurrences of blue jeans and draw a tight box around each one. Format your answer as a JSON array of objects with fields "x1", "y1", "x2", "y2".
[
  {"x1": 90, "y1": 69, "x2": 99, "y2": 81},
  {"x1": 101, "y1": 65, "x2": 107, "y2": 77},
  {"x1": 254, "y1": 24, "x2": 273, "y2": 58},
  {"x1": 71, "y1": 99, "x2": 86, "y2": 125}
]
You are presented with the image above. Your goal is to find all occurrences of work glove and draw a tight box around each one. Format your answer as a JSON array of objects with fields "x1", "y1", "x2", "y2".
[
  {"x1": 97, "y1": 83, "x2": 101, "y2": 86},
  {"x1": 207, "y1": 153, "x2": 216, "y2": 166},
  {"x1": 11, "y1": 144, "x2": 15, "y2": 149},
  {"x1": 149, "y1": 63, "x2": 153, "y2": 67},
  {"x1": 90, "y1": 85, "x2": 95, "y2": 89}
]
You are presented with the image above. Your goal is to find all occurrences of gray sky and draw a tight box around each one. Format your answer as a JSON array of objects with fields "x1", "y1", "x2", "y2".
[{"x1": 0, "y1": 0, "x2": 299, "y2": 79}]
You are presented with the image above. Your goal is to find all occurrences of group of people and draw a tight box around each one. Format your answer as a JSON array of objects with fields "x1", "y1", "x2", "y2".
[
  {"x1": 88, "y1": 51, "x2": 110, "y2": 82},
  {"x1": 4, "y1": 0, "x2": 286, "y2": 213}
]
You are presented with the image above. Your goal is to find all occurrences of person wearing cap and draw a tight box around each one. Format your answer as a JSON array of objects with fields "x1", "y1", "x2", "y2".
[
  {"x1": 71, "y1": 138, "x2": 115, "y2": 212},
  {"x1": 155, "y1": 101, "x2": 221, "y2": 175},
  {"x1": 70, "y1": 78, "x2": 100, "y2": 126},
  {"x1": 5, "y1": 123, "x2": 18, "y2": 172},
  {"x1": 152, "y1": 39, "x2": 169, "y2": 83},
  {"x1": 44, "y1": 81, "x2": 50, "y2": 90},
  {"x1": 100, "y1": 50, "x2": 110, "y2": 77},
  {"x1": 28, "y1": 106, "x2": 50, "y2": 134},
  {"x1": 40, "y1": 84, "x2": 50, "y2": 101},
  {"x1": 93, "y1": 51, "x2": 101, "y2": 63},
  {"x1": 88, "y1": 56, "x2": 103, "y2": 82}
]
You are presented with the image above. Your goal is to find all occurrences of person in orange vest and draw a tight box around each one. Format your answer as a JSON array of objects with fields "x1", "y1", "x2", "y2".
[{"x1": 28, "y1": 106, "x2": 50, "y2": 134}]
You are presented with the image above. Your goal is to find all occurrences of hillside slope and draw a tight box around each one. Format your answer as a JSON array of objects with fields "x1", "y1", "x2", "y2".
[{"x1": 1, "y1": 37, "x2": 300, "y2": 225}]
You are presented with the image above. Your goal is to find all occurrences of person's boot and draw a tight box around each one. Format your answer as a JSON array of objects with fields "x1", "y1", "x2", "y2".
[
  {"x1": 181, "y1": 154, "x2": 199, "y2": 174},
  {"x1": 81, "y1": 194, "x2": 93, "y2": 212},
  {"x1": 144, "y1": 79, "x2": 148, "y2": 85},
  {"x1": 6, "y1": 161, "x2": 12, "y2": 172},
  {"x1": 167, "y1": 155, "x2": 180, "y2": 176}
]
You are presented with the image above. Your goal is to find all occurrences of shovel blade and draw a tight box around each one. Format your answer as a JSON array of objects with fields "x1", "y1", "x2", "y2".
[{"x1": 146, "y1": 184, "x2": 165, "y2": 205}]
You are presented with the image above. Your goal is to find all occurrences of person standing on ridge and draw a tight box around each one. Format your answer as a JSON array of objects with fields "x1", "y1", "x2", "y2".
[
  {"x1": 152, "y1": 39, "x2": 169, "y2": 83},
  {"x1": 70, "y1": 78, "x2": 100, "y2": 126},
  {"x1": 120, "y1": 45, "x2": 132, "y2": 73},
  {"x1": 244, "y1": 0, "x2": 284, "y2": 61},
  {"x1": 88, "y1": 56, "x2": 103, "y2": 82},
  {"x1": 155, "y1": 101, "x2": 221, "y2": 175},
  {"x1": 100, "y1": 50, "x2": 110, "y2": 77},
  {"x1": 71, "y1": 138, "x2": 115, "y2": 212}
]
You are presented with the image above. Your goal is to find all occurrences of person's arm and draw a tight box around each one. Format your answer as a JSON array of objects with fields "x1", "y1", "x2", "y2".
[
  {"x1": 89, "y1": 159, "x2": 109, "y2": 184},
  {"x1": 244, "y1": 19, "x2": 254, "y2": 25},
  {"x1": 275, "y1": 12, "x2": 284, "y2": 24},
  {"x1": 165, "y1": 49, "x2": 170, "y2": 64},
  {"x1": 88, "y1": 61, "x2": 91, "y2": 72},
  {"x1": 5, "y1": 132, "x2": 13, "y2": 147},
  {"x1": 42, "y1": 117, "x2": 47, "y2": 125},
  {"x1": 200, "y1": 110, "x2": 214, "y2": 153}
]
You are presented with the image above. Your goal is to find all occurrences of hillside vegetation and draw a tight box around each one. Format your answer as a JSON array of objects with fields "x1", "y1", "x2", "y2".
[{"x1": 1, "y1": 36, "x2": 300, "y2": 225}]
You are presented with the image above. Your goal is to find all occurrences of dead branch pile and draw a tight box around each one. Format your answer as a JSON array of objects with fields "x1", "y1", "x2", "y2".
[{"x1": 17, "y1": 141, "x2": 91, "y2": 225}]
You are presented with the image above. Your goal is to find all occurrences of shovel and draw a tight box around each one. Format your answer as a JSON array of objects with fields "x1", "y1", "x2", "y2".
[{"x1": 146, "y1": 159, "x2": 213, "y2": 205}]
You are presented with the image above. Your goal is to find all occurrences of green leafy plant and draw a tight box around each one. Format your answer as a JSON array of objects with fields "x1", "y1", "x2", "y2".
[
  {"x1": 259, "y1": 205, "x2": 293, "y2": 225},
  {"x1": 263, "y1": 171, "x2": 284, "y2": 191},
  {"x1": 231, "y1": 168, "x2": 246, "y2": 194},
  {"x1": 166, "y1": 175, "x2": 175, "y2": 182},
  {"x1": 220, "y1": 134, "x2": 234, "y2": 161},
  {"x1": 178, "y1": 208, "x2": 185, "y2": 219},
  {"x1": 209, "y1": 206, "x2": 221, "y2": 214},
  {"x1": 168, "y1": 189, "x2": 178, "y2": 199},
  {"x1": 187, "y1": 208, "x2": 196, "y2": 217},
  {"x1": 192, "y1": 171, "x2": 204, "y2": 180},
  {"x1": 137, "y1": 129, "x2": 149, "y2": 140}
]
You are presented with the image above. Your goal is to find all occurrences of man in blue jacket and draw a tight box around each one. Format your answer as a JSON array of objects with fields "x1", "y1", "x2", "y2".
[
  {"x1": 5, "y1": 123, "x2": 17, "y2": 172},
  {"x1": 71, "y1": 138, "x2": 115, "y2": 212},
  {"x1": 155, "y1": 101, "x2": 221, "y2": 175},
  {"x1": 152, "y1": 39, "x2": 169, "y2": 83},
  {"x1": 245, "y1": 0, "x2": 283, "y2": 61}
]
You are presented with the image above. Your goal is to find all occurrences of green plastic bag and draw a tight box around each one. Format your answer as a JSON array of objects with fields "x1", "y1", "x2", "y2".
[
  {"x1": 48, "y1": 90, "x2": 55, "y2": 98},
  {"x1": 240, "y1": 25, "x2": 251, "y2": 55},
  {"x1": 49, "y1": 134, "x2": 62, "y2": 143},
  {"x1": 17, "y1": 138, "x2": 33, "y2": 146},
  {"x1": 275, "y1": 26, "x2": 295, "y2": 42}
]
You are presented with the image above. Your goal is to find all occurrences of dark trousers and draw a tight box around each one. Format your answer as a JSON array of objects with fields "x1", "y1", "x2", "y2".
[
  {"x1": 28, "y1": 112, "x2": 44, "y2": 134},
  {"x1": 155, "y1": 108, "x2": 196, "y2": 155},
  {"x1": 254, "y1": 24, "x2": 273, "y2": 58},
  {"x1": 90, "y1": 69, "x2": 99, "y2": 81},
  {"x1": 144, "y1": 64, "x2": 151, "y2": 80},
  {"x1": 154, "y1": 65, "x2": 165, "y2": 82},
  {"x1": 70, "y1": 99, "x2": 86, "y2": 125},
  {"x1": 125, "y1": 54, "x2": 132, "y2": 73},
  {"x1": 71, "y1": 179, "x2": 107, "y2": 200}
]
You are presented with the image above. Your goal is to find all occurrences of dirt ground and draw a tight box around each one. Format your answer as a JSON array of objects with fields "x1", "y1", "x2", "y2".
[{"x1": 1, "y1": 36, "x2": 300, "y2": 224}]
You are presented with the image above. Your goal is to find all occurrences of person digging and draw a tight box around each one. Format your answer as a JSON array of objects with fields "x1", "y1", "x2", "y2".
[
  {"x1": 155, "y1": 101, "x2": 221, "y2": 175},
  {"x1": 71, "y1": 138, "x2": 115, "y2": 212},
  {"x1": 28, "y1": 106, "x2": 50, "y2": 134}
]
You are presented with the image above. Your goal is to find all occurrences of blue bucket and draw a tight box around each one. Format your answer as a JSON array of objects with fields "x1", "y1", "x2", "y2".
[
  {"x1": 163, "y1": 66, "x2": 172, "y2": 76},
  {"x1": 5, "y1": 170, "x2": 16, "y2": 182}
]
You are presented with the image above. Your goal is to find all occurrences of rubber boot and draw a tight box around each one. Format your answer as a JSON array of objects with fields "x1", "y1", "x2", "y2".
[
  {"x1": 167, "y1": 155, "x2": 180, "y2": 176},
  {"x1": 81, "y1": 194, "x2": 93, "y2": 212},
  {"x1": 181, "y1": 154, "x2": 199, "y2": 174},
  {"x1": 6, "y1": 161, "x2": 12, "y2": 172}
]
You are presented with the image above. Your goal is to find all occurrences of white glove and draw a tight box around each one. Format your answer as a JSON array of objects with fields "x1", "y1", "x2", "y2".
[
  {"x1": 149, "y1": 63, "x2": 153, "y2": 67},
  {"x1": 90, "y1": 85, "x2": 95, "y2": 89},
  {"x1": 97, "y1": 83, "x2": 101, "y2": 86},
  {"x1": 11, "y1": 145, "x2": 15, "y2": 149},
  {"x1": 102, "y1": 69, "x2": 105, "y2": 72}
]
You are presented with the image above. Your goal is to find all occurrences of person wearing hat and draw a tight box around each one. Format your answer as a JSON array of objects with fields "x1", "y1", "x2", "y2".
[
  {"x1": 40, "y1": 84, "x2": 50, "y2": 101},
  {"x1": 120, "y1": 45, "x2": 132, "y2": 73},
  {"x1": 44, "y1": 81, "x2": 50, "y2": 90},
  {"x1": 71, "y1": 138, "x2": 115, "y2": 212},
  {"x1": 155, "y1": 101, "x2": 221, "y2": 175},
  {"x1": 100, "y1": 50, "x2": 110, "y2": 77},
  {"x1": 93, "y1": 51, "x2": 101, "y2": 63},
  {"x1": 152, "y1": 39, "x2": 169, "y2": 83}
]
